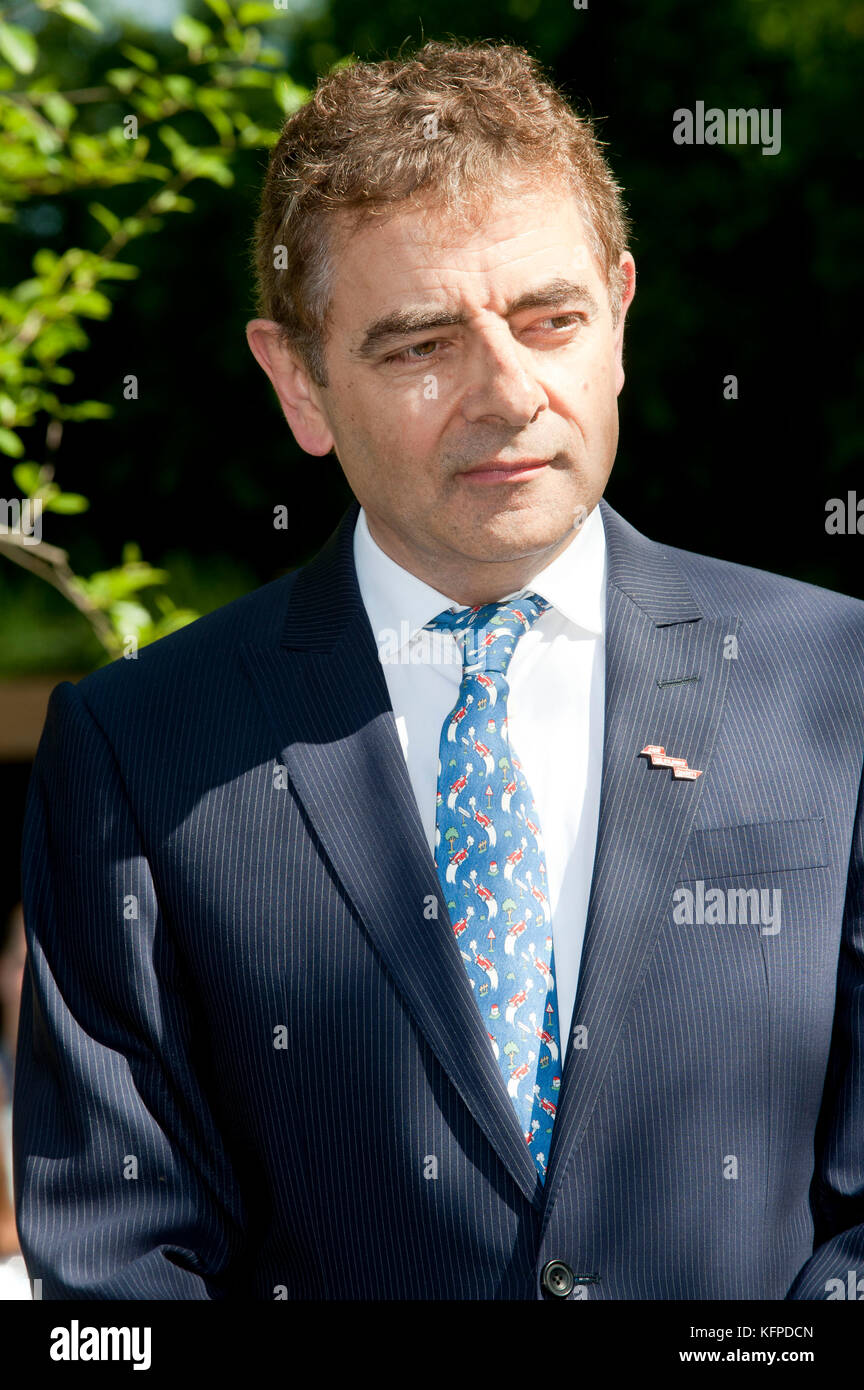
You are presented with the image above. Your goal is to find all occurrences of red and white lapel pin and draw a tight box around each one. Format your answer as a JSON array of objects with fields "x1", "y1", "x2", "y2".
[{"x1": 640, "y1": 745, "x2": 703, "y2": 780}]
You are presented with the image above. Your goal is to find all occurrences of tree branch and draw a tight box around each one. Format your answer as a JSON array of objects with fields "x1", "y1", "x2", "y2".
[{"x1": 0, "y1": 528, "x2": 120, "y2": 656}]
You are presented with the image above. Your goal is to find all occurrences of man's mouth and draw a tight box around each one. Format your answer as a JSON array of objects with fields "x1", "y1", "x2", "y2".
[{"x1": 458, "y1": 459, "x2": 550, "y2": 483}]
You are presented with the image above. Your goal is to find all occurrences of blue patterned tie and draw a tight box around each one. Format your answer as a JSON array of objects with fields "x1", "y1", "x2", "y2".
[{"x1": 424, "y1": 593, "x2": 562, "y2": 1183}]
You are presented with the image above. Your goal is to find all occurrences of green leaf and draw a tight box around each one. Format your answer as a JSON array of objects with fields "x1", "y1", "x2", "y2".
[
  {"x1": 83, "y1": 564, "x2": 169, "y2": 605},
  {"x1": 0, "y1": 426, "x2": 24, "y2": 457},
  {"x1": 96, "y1": 262, "x2": 140, "y2": 280},
  {"x1": 224, "y1": 66, "x2": 273, "y2": 87},
  {"x1": 199, "y1": 104, "x2": 235, "y2": 143},
  {"x1": 237, "y1": 3, "x2": 278, "y2": 23},
  {"x1": 59, "y1": 399, "x2": 113, "y2": 421},
  {"x1": 42, "y1": 92, "x2": 75, "y2": 129},
  {"x1": 159, "y1": 125, "x2": 194, "y2": 167},
  {"x1": 150, "y1": 189, "x2": 195, "y2": 214},
  {"x1": 109, "y1": 599, "x2": 152, "y2": 633},
  {"x1": 105, "y1": 68, "x2": 140, "y2": 94},
  {"x1": 203, "y1": 0, "x2": 232, "y2": 22},
  {"x1": 119, "y1": 43, "x2": 158, "y2": 71},
  {"x1": 42, "y1": 491, "x2": 90, "y2": 513},
  {"x1": 32, "y1": 247, "x2": 59, "y2": 276},
  {"x1": 224, "y1": 25, "x2": 246, "y2": 55},
  {"x1": 32, "y1": 318, "x2": 89, "y2": 362},
  {"x1": 172, "y1": 15, "x2": 212, "y2": 50},
  {"x1": 116, "y1": 216, "x2": 148, "y2": 241},
  {"x1": 61, "y1": 288, "x2": 112, "y2": 317},
  {"x1": 274, "y1": 76, "x2": 308, "y2": 115},
  {"x1": 150, "y1": 609, "x2": 198, "y2": 640},
  {"x1": 88, "y1": 201, "x2": 120, "y2": 236},
  {"x1": 163, "y1": 73, "x2": 195, "y2": 103},
  {"x1": 0, "y1": 22, "x2": 38, "y2": 75},
  {"x1": 11, "y1": 462, "x2": 42, "y2": 496},
  {"x1": 186, "y1": 154, "x2": 234, "y2": 186},
  {"x1": 53, "y1": 0, "x2": 103, "y2": 32},
  {"x1": 14, "y1": 278, "x2": 45, "y2": 304}
]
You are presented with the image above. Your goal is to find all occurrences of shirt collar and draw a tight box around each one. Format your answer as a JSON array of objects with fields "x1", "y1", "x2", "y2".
[{"x1": 354, "y1": 502, "x2": 607, "y2": 660}]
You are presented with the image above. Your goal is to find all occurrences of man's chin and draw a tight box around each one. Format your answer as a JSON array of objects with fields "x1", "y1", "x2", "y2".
[{"x1": 439, "y1": 517, "x2": 579, "y2": 566}]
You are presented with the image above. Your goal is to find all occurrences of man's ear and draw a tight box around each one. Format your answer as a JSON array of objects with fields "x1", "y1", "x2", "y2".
[
  {"x1": 245, "y1": 319, "x2": 334, "y2": 456},
  {"x1": 612, "y1": 254, "x2": 636, "y2": 397}
]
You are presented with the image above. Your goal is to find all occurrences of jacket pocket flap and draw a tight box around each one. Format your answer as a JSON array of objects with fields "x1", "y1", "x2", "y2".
[{"x1": 678, "y1": 816, "x2": 828, "y2": 881}]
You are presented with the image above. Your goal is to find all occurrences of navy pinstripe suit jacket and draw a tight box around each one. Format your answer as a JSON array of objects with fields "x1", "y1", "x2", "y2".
[{"x1": 13, "y1": 498, "x2": 864, "y2": 1299}]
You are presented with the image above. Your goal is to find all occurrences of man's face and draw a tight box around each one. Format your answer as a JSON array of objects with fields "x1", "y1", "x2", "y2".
[{"x1": 248, "y1": 179, "x2": 635, "y2": 601}]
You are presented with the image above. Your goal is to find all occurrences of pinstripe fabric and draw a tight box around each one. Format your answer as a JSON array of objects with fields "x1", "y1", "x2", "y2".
[{"x1": 12, "y1": 497, "x2": 864, "y2": 1300}]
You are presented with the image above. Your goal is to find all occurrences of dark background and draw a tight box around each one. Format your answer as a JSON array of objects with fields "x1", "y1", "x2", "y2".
[{"x1": 1, "y1": 0, "x2": 862, "y2": 926}]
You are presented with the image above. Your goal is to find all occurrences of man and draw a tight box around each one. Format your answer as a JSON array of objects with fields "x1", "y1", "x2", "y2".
[{"x1": 13, "y1": 40, "x2": 864, "y2": 1300}]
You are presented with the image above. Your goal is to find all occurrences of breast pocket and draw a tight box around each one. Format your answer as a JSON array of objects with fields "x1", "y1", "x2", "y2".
[
  {"x1": 677, "y1": 816, "x2": 828, "y2": 883},
  {"x1": 672, "y1": 816, "x2": 828, "y2": 940}
]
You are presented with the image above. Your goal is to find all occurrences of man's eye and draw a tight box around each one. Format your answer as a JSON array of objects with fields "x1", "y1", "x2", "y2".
[
  {"x1": 387, "y1": 340, "x2": 440, "y2": 363},
  {"x1": 534, "y1": 313, "x2": 586, "y2": 331}
]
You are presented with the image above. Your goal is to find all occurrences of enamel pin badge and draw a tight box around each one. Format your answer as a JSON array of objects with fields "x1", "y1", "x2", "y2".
[{"x1": 640, "y1": 744, "x2": 703, "y2": 780}]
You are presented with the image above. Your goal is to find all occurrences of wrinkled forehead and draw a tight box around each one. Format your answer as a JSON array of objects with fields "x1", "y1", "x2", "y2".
[{"x1": 325, "y1": 183, "x2": 602, "y2": 314}]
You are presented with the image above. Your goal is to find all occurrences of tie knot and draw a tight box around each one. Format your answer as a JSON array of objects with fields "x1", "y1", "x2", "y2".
[{"x1": 423, "y1": 591, "x2": 549, "y2": 677}]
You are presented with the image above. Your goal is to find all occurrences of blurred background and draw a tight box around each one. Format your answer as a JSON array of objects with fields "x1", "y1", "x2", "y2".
[{"x1": 0, "y1": 0, "x2": 862, "y2": 1286}]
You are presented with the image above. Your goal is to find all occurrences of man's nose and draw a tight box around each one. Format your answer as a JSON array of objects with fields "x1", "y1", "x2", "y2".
[{"x1": 460, "y1": 328, "x2": 547, "y2": 428}]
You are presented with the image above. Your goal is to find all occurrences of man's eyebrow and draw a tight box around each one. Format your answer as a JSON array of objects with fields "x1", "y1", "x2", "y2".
[
  {"x1": 352, "y1": 278, "x2": 600, "y2": 359},
  {"x1": 506, "y1": 277, "x2": 600, "y2": 318}
]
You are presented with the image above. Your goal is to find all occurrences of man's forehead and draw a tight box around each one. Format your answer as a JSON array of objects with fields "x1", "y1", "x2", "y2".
[
  {"x1": 335, "y1": 187, "x2": 588, "y2": 269},
  {"x1": 329, "y1": 189, "x2": 600, "y2": 332}
]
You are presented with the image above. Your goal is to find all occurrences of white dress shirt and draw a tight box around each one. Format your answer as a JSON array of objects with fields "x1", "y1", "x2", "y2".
[{"x1": 353, "y1": 503, "x2": 607, "y2": 1063}]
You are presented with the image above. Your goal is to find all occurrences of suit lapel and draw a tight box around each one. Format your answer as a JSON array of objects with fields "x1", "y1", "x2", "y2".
[
  {"x1": 241, "y1": 498, "x2": 543, "y2": 1210},
  {"x1": 539, "y1": 500, "x2": 739, "y2": 1227}
]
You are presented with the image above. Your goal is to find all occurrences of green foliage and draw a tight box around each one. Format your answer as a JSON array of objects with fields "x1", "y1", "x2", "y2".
[
  {"x1": 0, "y1": 545, "x2": 255, "y2": 674},
  {"x1": 0, "y1": 0, "x2": 310, "y2": 665}
]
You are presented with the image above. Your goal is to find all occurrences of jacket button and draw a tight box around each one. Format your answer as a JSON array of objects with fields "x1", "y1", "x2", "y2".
[{"x1": 540, "y1": 1259, "x2": 575, "y2": 1298}]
